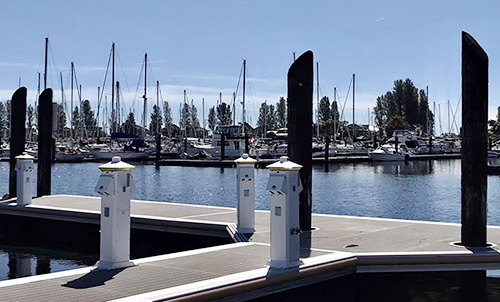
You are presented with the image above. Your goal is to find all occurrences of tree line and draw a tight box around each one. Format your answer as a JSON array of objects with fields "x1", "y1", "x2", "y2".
[
  {"x1": 374, "y1": 79, "x2": 434, "y2": 137},
  {"x1": 0, "y1": 79, "x2": 435, "y2": 141}
]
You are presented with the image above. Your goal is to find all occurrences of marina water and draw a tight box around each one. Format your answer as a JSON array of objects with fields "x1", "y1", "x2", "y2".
[
  {"x1": 2, "y1": 159, "x2": 500, "y2": 281},
  {"x1": 3, "y1": 159, "x2": 500, "y2": 224}
]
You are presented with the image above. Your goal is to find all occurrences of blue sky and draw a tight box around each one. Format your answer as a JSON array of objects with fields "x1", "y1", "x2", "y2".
[{"x1": 0, "y1": 0, "x2": 499, "y2": 133}]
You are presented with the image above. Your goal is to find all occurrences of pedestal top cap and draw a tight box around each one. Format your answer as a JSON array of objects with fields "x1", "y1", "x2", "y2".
[
  {"x1": 15, "y1": 152, "x2": 34, "y2": 160},
  {"x1": 266, "y1": 156, "x2": 302, "y2": 171},
  {"x1": 98, "y1": 156, "x2": 135, "y2": 171},
  {"x1": 234, "y1": 153, "x2": 257, "y2": 165}
]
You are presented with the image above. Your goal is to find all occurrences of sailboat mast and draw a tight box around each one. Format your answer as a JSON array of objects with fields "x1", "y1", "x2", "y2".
[
  {"x1": 44, "y1": 37, "x2": 48, "y2": 89},
  {"x1": 60, "y1": 72, "x2": 64, "y2": 131},
  {"x1": 156, "y1": 80, "x2": 159, "y2": 135},
  {"x1": 143, "y1": 53, "x2": 147, "y2": 135},
  {"x1": 433, "y1": 101, "x2": 436, "y2": 136},
  {"x1": 202, "y1": 97, "x2": 205, "y2": 141},
  {"x1": 448, "y1": 100, "x2": 451, "y2": 134},
  {"x1": 242, "y1": 59, "x2": 246, "y2": 132},
  {"x1": 426, "y1": 86, "x2": 429, "y2": 136},
  {"x1": 183, "y1": 90, "x2": 187, "y2": 137},
  {"x1": 316, "y1": 62, "x2": 319, "y2": 138},
  {"x1": 352, "y1": 73, "x2": 355, "y2": 140},
  {"x1": 37, "y1": 72, "x2": 41, "y2": 104},
  {"x1": 111, "y1": 42, "x2": 115, "y2": 133},
  {"x1": 334, "y1": 87, "x2": 337, "y2": 142},
  {"x1": 79, "y1": 84, "x2": 83, "y2": 138},
  {"x1": 70, "y1": 62, "x2": 74, "y2": 137},
  {"x1": 97, "y1": 86, "x2": 100, "y2": 137},
  {"x1": 232, "y1": 92, "x2": 236, "y2": 126},
  {"x1": 116, "y1": 81, "x2": 120, "y2": 131}
]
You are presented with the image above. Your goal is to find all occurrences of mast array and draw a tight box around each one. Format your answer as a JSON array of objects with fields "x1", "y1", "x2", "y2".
[
  {"x1": 111, "y1": 42, "x2": 115, "y2": 133},
  {"x1": 143, "y1": 53, "x2": 148, "y2": 135}
]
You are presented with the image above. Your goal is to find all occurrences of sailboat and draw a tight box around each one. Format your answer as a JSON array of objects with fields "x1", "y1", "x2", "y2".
[
  {"x1": 91, "y1": 47, "x2": 152, "y2": 161},
  {"x1": 210, "y1": 60, "x2": 248, "y2": 159}
]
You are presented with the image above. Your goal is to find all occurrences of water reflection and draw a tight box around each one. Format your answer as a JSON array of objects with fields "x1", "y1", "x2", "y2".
[
  {"x1": 0, "y1": 246, "x2": 96, "y2": 280},
  {"x1": 371, "y1": 160, "x2": 435, "y2": 176}
]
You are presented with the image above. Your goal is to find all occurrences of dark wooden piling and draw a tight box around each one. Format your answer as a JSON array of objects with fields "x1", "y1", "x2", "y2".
[
  {"x1": 461, "y1": 31, "x2": 488, "y2": 247},
  {"x1": 220, "y1": 133, "x2": 225, "y2": 161},
  {"x1": 8, "y1": 87, "x2": 27, "y2": 198},
  {"x1": 288, "y1": 51, "x2": 313, "y2": 231},
  {"x1": 244, "y1": 134, "x2": 249, "y2": 154},
  {"x1": 155, "y1": 133, "x2": 161, "y2": 164},
  {"x1": 37, "y1": 89, "x2": 53, "y2": 197}
]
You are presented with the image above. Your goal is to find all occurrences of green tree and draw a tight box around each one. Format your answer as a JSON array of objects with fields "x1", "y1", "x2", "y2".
[
  {"x1": 72, "y1": 106, "x2": 80, "y2": 131},
  {"x1": 216, "y1": 102, "x2": 232, "y2": 126},
  {"x1": 191, "y1": 103, "x2": 200, "y2": 129},
  {"x1": 331, "y1": 100, "x2": 339, "y2": 122},
  {"x1": 5, "y1": 100, "x2": 11, "y2": 132},
  {"x1": 149, "y1": 105, "x2": 162, "y2": 134},
  {"x1": 375, "y1": 78, "x2": 433, "y2": 136},
  {"x1": 124, "y1": 112, "x2": 136, "y2": 135},
  {"x1": 276, "y1": 97, "x2": 287, "y2": 128},
  {"x1": 163, "y1": 101, "x2": 172, "y2": 136},
  {"x1": 26, "y1": 104, "x2": 35, "y2": 133},
  {"x1": 386, "y1": 116, "x2": 411, "y2": 137},
  {"x1": 0, "y1": 102, "x2": 6, "y2": 133},
  {"x1": 318, "y1": 96, "x2": 331, "y2": 124},
  {"x1": 208, "y1": 106, "x2": 216, "y2": 133},
  {"x1": 57, "y1": 104, "x2": 67, "y2": 134},
  {"x1": 257, "y1": 102, "x2": 269, "y2": 136},
  {"x1": 82, "y1": 100, "x2": 96, "y2": 132}
]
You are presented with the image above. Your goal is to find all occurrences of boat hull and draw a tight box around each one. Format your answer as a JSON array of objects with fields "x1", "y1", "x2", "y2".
[
  {"x1": 92, "y1": 150, "x2": 151, "y2": 161},
  {"x1": 55, "y1": 151, "x2": 90, "y2": 162},
  {"x1": 368, "y1": 152, "x2": 405, "y2": 161}
]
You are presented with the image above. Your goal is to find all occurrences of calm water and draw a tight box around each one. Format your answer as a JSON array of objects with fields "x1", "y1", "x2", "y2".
[
  {"x1": 2, "y1": 159, "x2": 500, "y2": 225},
  {"x1": 2, "y1": 159, "x2": 500, "y2": 281}
]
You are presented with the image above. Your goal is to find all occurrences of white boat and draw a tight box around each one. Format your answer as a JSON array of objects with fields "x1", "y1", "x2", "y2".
[
  {"x1": 210, "y1": 125, "x2": 247, "y2": 159},
  {"x1": 90, "y1": 139, "x2": 152, "y2": 161},
  {"x1": 312, "y1": 148, "x2": 337, "y2": 158},
  {"x1": 369, "y1": 145, "x2": 407, "y2": 161},
  {"x1": 54, "y1": 145, "x2": 90, "y2": 162},
  {"x1": 92, "y1": 147, "x2": 152, "y2": 161}
]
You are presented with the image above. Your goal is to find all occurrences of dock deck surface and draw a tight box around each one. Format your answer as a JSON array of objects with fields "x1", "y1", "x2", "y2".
[
  {"x1": 20, "y1": 195, "x2": 500, "y2": 253},
  {"x1": 1, "y1": 194, "x2": 500, "y2": 301}
]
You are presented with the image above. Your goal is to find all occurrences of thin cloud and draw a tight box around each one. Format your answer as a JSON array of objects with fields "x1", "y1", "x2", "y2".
[{"x1": 374, "y1": 17, "x2": 385, "y2": 23}]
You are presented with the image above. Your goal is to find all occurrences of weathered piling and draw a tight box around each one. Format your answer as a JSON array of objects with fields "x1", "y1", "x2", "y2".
[
  {"x1": 244, "y1": 134, "x2": 249, "y2": 154},
  {"x1": 220, "y1": 133, "x2": 226, "y2": 161},
  {"x1": 461, "y1": 31, "x2": 488, "y2": 247},
  {"x1": 155, "y1": 133, "x2": 161, "y2": 164},
  {"x1": 37, "y1": 89, "x2": 53, "y2": 197},
  {"x1": 287, "y1": 51, "x2": 313, "y2": 231},
  {"x1": 8, "y1": 87, "x2": 27, "y2": 198}
]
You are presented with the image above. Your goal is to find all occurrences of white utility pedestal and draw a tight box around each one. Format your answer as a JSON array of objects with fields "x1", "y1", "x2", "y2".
[
  {"x1": 235, "y1": 153, "x2": 257, "y2": 233},
  {"x1": 266, "y1": 156, "x2": 303, "y2": 269},
  {"x1": 15, "y1": 153, "x2": 34, "y2": 206},
  {"x1": 95, "y1": 156, "x2": 136, "y2": 270}
]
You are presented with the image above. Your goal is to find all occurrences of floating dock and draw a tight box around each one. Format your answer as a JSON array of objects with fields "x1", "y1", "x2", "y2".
[{"x1": 0, "y1": 195, "x2": 499, "y2": 301}]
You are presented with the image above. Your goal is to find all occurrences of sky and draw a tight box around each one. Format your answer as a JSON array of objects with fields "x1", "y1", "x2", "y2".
[{"x1": 0, "y1": 0, "x2": 499, "y2": 133}]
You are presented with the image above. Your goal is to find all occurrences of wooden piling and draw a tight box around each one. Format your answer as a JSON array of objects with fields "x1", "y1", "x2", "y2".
[
  {"x1": 461, "y1": 31, "x2": 488, "y2": 247},
  {"x1": 37, "y1": 89, "x2": 53, "y2": 197},
  {"x1": 220, "y1": 133, "x2": 225, "y2": 161},
  {"x1": 9, "y1": 87, "x2": 27, "y2": 198},
  {"x1": 244, "y1": 134, "x2": 249, "y2": 154},
  {"x1": 287, "y1": 51, "x2": 313, "y2": 231},
  {"x1": 155, "y1": 133, "x2": 161, "y2": 164}
]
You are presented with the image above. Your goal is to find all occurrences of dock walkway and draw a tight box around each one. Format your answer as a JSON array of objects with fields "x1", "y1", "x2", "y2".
[{"x1": 0, "y1": 195, "x2": 500, "y2": 301}]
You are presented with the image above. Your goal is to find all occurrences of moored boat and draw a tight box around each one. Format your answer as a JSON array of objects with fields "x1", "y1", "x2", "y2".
[{"x1": 369, "y1": 145, "x2": 407, "y2": 161}]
